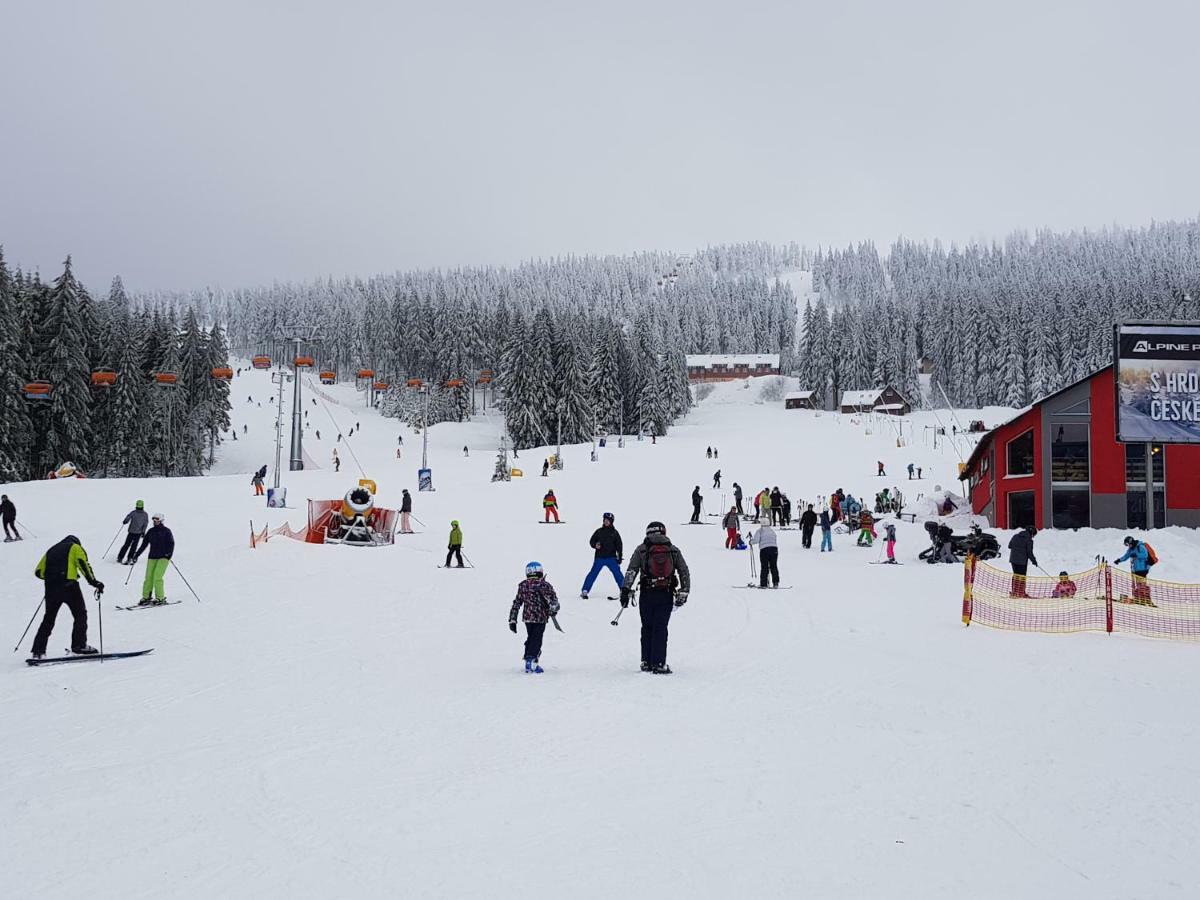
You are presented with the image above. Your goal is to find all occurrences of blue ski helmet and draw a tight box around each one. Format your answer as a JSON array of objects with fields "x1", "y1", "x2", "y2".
[
  {"x1": 525, "y1": 561, "x2": 544, "y2": 578},
  {"x1": 603, "y1": 512, "x2": 614, "y2": 522}
]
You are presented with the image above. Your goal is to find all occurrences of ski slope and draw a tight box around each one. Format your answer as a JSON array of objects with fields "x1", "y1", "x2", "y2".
[{"x1": 3, "y1": 368, "x2": 1199, "y2": 899}]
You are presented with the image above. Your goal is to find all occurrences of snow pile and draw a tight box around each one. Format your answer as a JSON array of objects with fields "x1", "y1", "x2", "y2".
[{"x1": 3, "y1": 366, "x2": 1199, "y2": 898}]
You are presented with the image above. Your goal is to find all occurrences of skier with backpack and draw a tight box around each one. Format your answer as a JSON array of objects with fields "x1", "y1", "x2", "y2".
[
  {"x1": 508, "y1": 561, "x2": 560, "y2": 674},
  {"x1": 749, "y1": 522, "x2": 780, "y2": 588},
  {"x1": 252, "y1": 465, "x2": 267, "y2": 496},
  {"x1": 620, "y1": 522, "x2": 691, "y2": 674},
  {"x1": 580, "y1": 512, "x2": 623, "y2": 599},
  {"x1": 1116, "y1": 535, "x2": 1157, "y2": 605},
  {"x1": 857, "y1": 509, "x2": 875, "y2": 547},
  {"x1": 116, "y1": 500, "x2": 148, "y2": 564},
  {"x1": 30, "y1": 535, "x2": 105, "y2": 659},
  {"x1": 723, "y1": 506, "x2": 740, "y2": 549},
  {"x1": 690, "y1": 486, "x2": 703, "y2": 523}
]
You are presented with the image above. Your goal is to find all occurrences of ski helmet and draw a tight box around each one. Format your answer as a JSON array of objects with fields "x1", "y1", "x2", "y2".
[
  {"x1": 645, "y1": 521, "x2": 666, "y2": 536},
  {"x1": 1059, "y1": 571, "x2": 1069, "y2": 578},
  {"x1": 603, "y1": 512, "x2": 614, "y2": 522},
  {"x1": 1124, "y1": 535, "x2": 1136, "y2": 547},
  {"x1": 525, "y1": 561, "x2": 544, "y2": 578},
  {"x1": 1025, "y1": 526, "x2": 1037, "y2": 536},
  {"x1": 152, "y1": 513, "x2": 165, "y2": 522},
  {"x1": 136, "y1": 500, "x2": 144, "y2": 509}
]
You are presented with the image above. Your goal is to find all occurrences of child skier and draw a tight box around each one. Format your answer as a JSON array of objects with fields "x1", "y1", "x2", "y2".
[
  {"x1": 251, "y1": 465, "x2": 267, "y2": 496},
  {"x1": 857, "y1": 509, "x2": 875, "y2": 547},
  {"x1": 723, "y1": 506, "x2": 740, "y2": 549},
  {"x1": 883, "y1": 522, "x2": 897, "y2": 563},
  {"x1": 509, "y1": 561, "x2": 560, "y2": 673},
  {"x1": 445, "y1": 520, "x2": 464, "y2": 567},
  {"x1": 1051, "y1": 571, "x2": 1077, "y2": 598}
]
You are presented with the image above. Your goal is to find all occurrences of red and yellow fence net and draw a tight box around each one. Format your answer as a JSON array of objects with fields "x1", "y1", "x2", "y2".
[{"x1": 961, "y1": 557, "x2": 1200, "y2": 641}]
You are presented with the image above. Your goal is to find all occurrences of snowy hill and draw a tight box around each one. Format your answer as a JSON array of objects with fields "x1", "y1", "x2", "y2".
[{"x1": 4, "y1": 367, "x2": 1200, "y2": 899}]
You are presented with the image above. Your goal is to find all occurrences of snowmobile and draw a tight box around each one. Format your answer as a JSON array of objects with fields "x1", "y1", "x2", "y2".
[{"x1": 919, "y1": 521, "x2": 1000, "y2": 561}]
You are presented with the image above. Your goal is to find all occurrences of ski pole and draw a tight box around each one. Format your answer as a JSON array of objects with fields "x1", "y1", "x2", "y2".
[
  {"x1": 170, "y1": 560, "x2": 203, "y2": 603},
  {"x1": 611, "y1": 606, "x2": 624, "y2": 627},
  {"x1": 124, "y1": 559, "x2": 137, "y2": 586},
  {"x1": 460, "y1": 552, "x2": 476, "y2": 568},
  {"x1": 411, "y1": 514, "x2": 427, "y2": 528},
  {"x1": 12, "y1": 597, "x2": 44, "y2": 653},
  {"x1": 95, "y1": 587, "x2": 104, "y2": 662},
  {"x1": 16, "y1": 518, "x2": 37, "y2": 539},
  {"x1": 102, "y1": 523, "x2": 124, "y2": 560}
]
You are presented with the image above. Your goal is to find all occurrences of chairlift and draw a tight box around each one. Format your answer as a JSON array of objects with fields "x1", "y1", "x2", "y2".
[
  {"x1": 252, "y1": 355, "x2": 272, "y2": 369},
  {"x1": 294, "y1": 356, "x2": 315, "y2": 368},
  {"x1": 477, "y1": 376, "x2": 492, "y2": 385},
  {"x1": 356, "y1": 368, "x2": 375, "y2": 380},
  {"x1": 445, "y1": 378, "x2": 464, "y2": 388},
  {"x1": 90, "y1": 368, "x2": 117, "y2": 387},
  {"x1": 374, "y1": 381, "x2": 391, "y2": 392},
  {"x1": 211, "y1": 366, "x2": 234, "y2": 380},
  {"x1": 153, "y1": 372, "x2": 179, "y2": 386},
  {"x1": 406, "y1": 378, "x2": 423, "y2": 388},
  {"x1": 24, "y1": 381, "x2": 52, "y2": 400},
  {"x1": 320, "y1": 371, "x2": 337, "y2": 385}
]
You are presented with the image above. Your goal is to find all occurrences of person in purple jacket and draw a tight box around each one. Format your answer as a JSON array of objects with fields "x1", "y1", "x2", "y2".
[{"x1": 509, "y1": 561, "x2": 560, "y2": 674}]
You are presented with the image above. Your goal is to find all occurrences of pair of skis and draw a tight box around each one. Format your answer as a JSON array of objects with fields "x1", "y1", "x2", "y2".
[
  {"x1": 733, "y1": 584, "x2": 793, "y2": 590},
  {"x1": 27, "y1": 649, "x2": 154, "y2": 667}
]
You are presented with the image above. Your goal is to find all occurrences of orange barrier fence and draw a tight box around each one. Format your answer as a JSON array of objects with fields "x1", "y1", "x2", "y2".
[{"x1": 962, "y1": 557, "x2": 1200, "y2": 641}]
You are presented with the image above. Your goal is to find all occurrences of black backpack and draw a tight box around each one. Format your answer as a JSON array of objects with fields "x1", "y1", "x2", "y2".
[{"x1": 644, "y1": 543, "x2": 676, "y2": 589}]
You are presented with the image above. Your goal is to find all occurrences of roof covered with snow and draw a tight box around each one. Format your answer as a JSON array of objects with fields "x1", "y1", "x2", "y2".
[
  {"x1": 786, "y1": 391, "x2": 815, "y2": 400},
  {"x1": 873, "y1": 403, "x2": 906, "y2": 411},
  {"x1": 840, "y1": 389, "x2": 883, "y2": 406},
  {"x1": 686, "y1": 353, "x2": 780, "y2": 368}
]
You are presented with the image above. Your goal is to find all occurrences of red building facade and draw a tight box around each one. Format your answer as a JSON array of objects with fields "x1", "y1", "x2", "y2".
[{"x1": 963, "y1": 366, "x2": 1200, "y2": 530}]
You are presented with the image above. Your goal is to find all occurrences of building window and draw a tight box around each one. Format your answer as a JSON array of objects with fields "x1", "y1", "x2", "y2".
[
  {"x1": 1050, "y1": 422, "x2": 1089, "y2": 483},
  {"x1": 1008, "y1": 490, "x2": 1036, "y2": 528},
  {"x1": 1125, "y1": 443, "x2": 1164, "y2": 486},
  {"x1": 1006, "y1": 429, "x2": 1035, "y2": 477},
  {"x1": 1126, "y1": 489, "x2": 1165, "y2": 530},
  {"x1": 1052, "y1": 488, "x2": 1090, "y2": 529}
]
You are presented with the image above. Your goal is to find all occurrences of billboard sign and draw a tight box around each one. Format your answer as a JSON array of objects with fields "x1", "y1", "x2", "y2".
[{"x1": 1115, "y1": 322, "x2": 1200, "y2": 443}]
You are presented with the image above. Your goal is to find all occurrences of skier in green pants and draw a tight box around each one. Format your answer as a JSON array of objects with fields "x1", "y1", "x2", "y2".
[{"x1": 132, "y1": 512, "x2": 175, "y2": 606}]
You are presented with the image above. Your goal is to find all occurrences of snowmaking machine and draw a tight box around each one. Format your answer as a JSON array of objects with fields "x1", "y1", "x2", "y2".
[{"x1": 319, "y1": 479, "x2": 397, "y2": 546}]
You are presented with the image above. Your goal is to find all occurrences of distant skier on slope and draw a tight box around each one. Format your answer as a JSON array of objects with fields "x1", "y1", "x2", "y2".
[
  {"x1": 781, "y1": 494, "x2": 792, "y2": 527},
  {"x1": 857, "y1": 509, "x2": 875, "y2": 547},
  {"x1": 883, "y1": 522, "x2": 897, "y2": 563},
  {"x1": 877, "y1": 461, "x2": 886, "y2": 477},
  {"x1": 30, "y1": 535, "x2": 105, "y2": 659},
  {"x1": 723, "y1": 506, "x2": 740, "y2": 549},
  {"x1": 1, "y1": 493, "x2": 21, "y2": 541},
  {"x1": 117, "y1": 500, "x2": 148, "y2": 564},
  {"x1": 713, "y1": 470, "x2": 721, "y2": 489},
  {"x1": 749, "y1": 522, "x2": 780, "y2": 588},
  {"x1": 800, "y1": 504, "x2": 817, "y2": 548},
  {"x1": 621, "y1": 521, "x2": 691, "y2": 674},
  {"x1": 733, "y1": 482, "x2": 744, "y2": 516},
  {"x1": 543, "y1": 490, "x2": 560, "y2": 523},
  {"x1": 400, "y1": 489, "x2": 413, "y2": 533},
  {"x1": 509, "y1": 561, "x2": 560, "y2": 674},
  {"x1": 690, "y1": 486, "x2": 703, "y2": 523},
  {"x1": 580, "y1": 512, "x2": 623, "y2": 599},
  {"x1": 132, "y1": 513, "x2": 174, "y2": 606},
  {"x1": 770, "y1": 487, "x2": 782, "y2": 526},
  {"x1": 252, "y1": 465, "x2": 267, "y2": 496}
]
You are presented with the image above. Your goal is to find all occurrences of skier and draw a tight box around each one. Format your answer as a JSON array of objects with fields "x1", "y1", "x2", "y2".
[
  {"x1": 463, "y1": 445, "x2": 469, "y2": 457},
  {"x1": 917, "y1": 466, "x2": 923, "y2": 479},
  {"x1": 800, "y1": 503, "x2": 817, "y2": 548},
  {"x1": 509, "y1": 561, "x2": 560, "y2": 674},
  {"x1": 1116, "y1": 535, "x2": 1155, "y2": 604},
  {"x1": 1, "y1": 493, "x2": 20, "y2": 541},
  {"x1": 541, "y1": 458, "x2": 550, "y2": 477},
  {"x1": 749, "y1": 522, "x2": 780, "y2": 589},
  {"x1": 30, "y1": 535, "x2": 104, "y2": 659},
  {"x1": 316, "y1": 429, "x2": 321, "y2": 440},
  {"x1": 332, "y1": 449, "x2": 341, "y2": 472},
  {"x1": 907, "y1": 463, "x2": 915, "y2": 480},
  {"x1": 580, "y1": 512, "x2": 623, "y2": 599},
  {"x1": 819, "y1": 508, "x2": 833, "y2": 552},
  {"x1": 252, "y1": 465, "x2": 267, "y2": 496},
  {"x1": 398, "y1": 434, "x2": 403, "y2": 445},
  {"x1": 713, "y1": 448, "x2": 718, "y2": 459},
  {"x1": 723, "y1": 506, "x2": 740, "y2": 549},
  {"x1": 758, "y1": 488, "x2": 772, "y2": 526},
  {"x1": 400, "y1": 489, "x2": 413, "y2": 533},
  {"x1": 733, "y1": 482, "x2": 744, "y2": 516},
  {"x1": 445, "y1": 520, "x2": 464, "y2": 568},
  {"x1": 243, "y1": 424, "x2": 247, "y2": 435},
  {"x1": 857, "y1": 509, "x2": 875, "y2": 547},
  {"x1": 543, "y1": 490, "x2": 560, "y2": 523},
  {"x1": 1007, "y1": 525, "x2": 1038, "y2": 598},
  {"x1": 1052, "y1": 571, "x2": 1078, "y2": 598},
  {"x1": 620, "y1": 522, "x2": 690, "y2": 674},
  {"x1": 770, "y1": 487, "x2": 783, "y2": 526},
  {"x1": 753, "y1": 490, "x2": 761, "y2": 522},
  {"x1": 877, "y1": 461, "x2": 886, "y2": 477},
  {"x1": 831, "y1": 489, "x2": 843, "y2": 524},
  {"x1": 690, "y1": 486, "x2": 702, "y2": 523},
  {"x1": 132, "y1": 513, "x2": 174, "y2": 606},
  {"x1": 706, "y1": 447, "x2": 713, "y2": 459},
  {"x1": 781, "y1": 494, "x2": 792, "y2": 527},
  {"x1": 713, "y1": 469, "x2": 721, "y2": 489},
  {"x1": 883, "y1": 522, "x2": 897, "y2": 563},
  {"x1": 116, "y1": 500, "x2": 148, "y2": 564},
  {"x1": 337, "y1": 433, "x2": 342, "y2": 442}
]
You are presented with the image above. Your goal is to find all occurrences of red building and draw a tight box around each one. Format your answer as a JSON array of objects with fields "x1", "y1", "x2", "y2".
[{"x1": 962, "y1": 365, "x2": 1200, "y2": 530}]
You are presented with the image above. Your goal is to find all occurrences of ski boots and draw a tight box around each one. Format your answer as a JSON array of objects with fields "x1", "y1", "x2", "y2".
[
  {"x1": 136, "y1": 598, "x2": 154, "y2": 607},
  {"x1": 524, "y1": 658, "x2": 544, "y2": 674},
  {"x1": 640, "y1": 661, "x2": 652, "y2": 672},
  {"x1": 580, "y1": 591, "x2": 589, "y2": 600},
  {"x1": 149, "y1": 598, "x2": 168, "y2": 606},
  {"x1": 651, "y1": 664, "x2": 672, "y2": 675},
  {"x1": 71, "y1": 646, "x2": 100, "y2": 655}
]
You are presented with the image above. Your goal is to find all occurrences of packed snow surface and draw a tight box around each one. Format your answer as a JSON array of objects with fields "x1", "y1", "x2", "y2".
[{"x1": 3, "y1": 370, "x2": 1199, "y2": 899}]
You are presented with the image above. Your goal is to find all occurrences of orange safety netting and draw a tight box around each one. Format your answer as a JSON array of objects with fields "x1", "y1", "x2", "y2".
[
  {"x1": 962, "y1": 557, "x2": 1200, "y2": 641},
  {"x1": 250, "y1": 501, "x2": 398, "y2": 548}
]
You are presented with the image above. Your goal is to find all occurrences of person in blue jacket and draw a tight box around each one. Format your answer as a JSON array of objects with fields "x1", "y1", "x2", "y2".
[
  {"x1": 580, "y1": 512, "x2": 623, "y2": 599},
  {"x1": 1116, "y1": 535, "x2": 1154, "y2": 604}
]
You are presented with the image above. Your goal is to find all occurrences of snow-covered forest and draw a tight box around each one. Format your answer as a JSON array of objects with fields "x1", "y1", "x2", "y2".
[
  {"x1": 0, "y1": 252, "x2": 232, "y2": 482},
  {"x1": 138, "y1": 244, "x2": 804, "y2": 449},
  {"x1": 806, "y1": 219, "x2": 1200, "y2": 408}
]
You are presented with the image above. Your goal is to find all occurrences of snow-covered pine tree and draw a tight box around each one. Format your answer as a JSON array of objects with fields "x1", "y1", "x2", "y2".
[
  {"x1": 37, "y1": 257, "x2": 93, "y2": 473},
  {"x1": 0, "y1": 248, "x2": 32, "y2": 480}
]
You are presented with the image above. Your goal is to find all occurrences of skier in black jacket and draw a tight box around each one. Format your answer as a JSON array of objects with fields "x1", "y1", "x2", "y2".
[
  {"x1": 30, "y1": 535, "x2": 104, "y2": 658},
  {"x1": 621, "y1": 521, "x2": 691, "y2": 674},
  {"x1": 580, "y1": 512, "x2": 623, "y2": 599},
  {"x1": 1, "y1": 493, "x2": 19, "y2": 541},
  {"x1": 400, "y1": 489, "x2": 413, "y2": 533},
  {"x1": 800, "y1": 504, "x2": 818, "y2": 548},
  {"x1": 732, "y1": 482, "x2": 744, "y2": 516},
  {"x1": 690, "y1": 486, "x2": 703, "y2": 523},
  {"x1": 1008, "y1": 526, "x2": 1038, "y2": 598}
]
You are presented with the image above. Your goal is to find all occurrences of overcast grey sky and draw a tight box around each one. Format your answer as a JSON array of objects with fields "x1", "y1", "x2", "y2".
[{"x1": 2, "y1": 0, "x2": 1197, "y2": 291}]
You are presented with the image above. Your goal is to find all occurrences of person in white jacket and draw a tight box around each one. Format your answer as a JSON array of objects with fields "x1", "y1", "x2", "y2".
[{"x1": 749, "y1": 523, "x2": 780, "y2": 588}]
